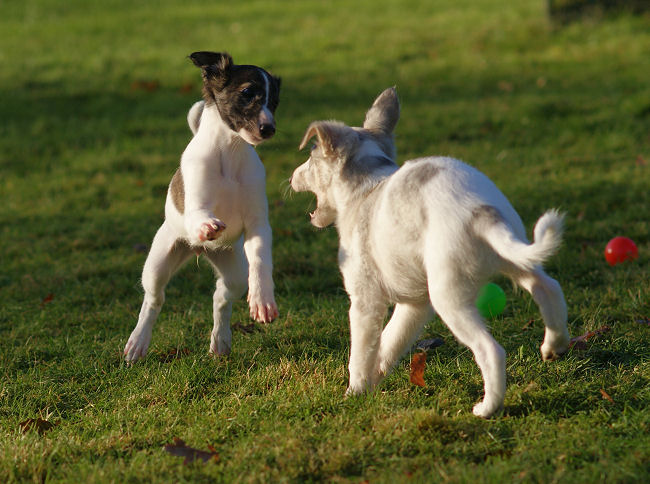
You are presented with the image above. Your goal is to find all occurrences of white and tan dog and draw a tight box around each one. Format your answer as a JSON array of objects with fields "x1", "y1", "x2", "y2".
[
  {"x1": 124, "y1": 52, "x2": 280, "y2": 362},
  {"x1": 290, "y1": 88, "x2": 570, "y2": 417}
]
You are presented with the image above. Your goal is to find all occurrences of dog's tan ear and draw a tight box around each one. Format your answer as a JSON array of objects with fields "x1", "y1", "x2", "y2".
[
  {"x1": 363, "y1": 87, "x2": 400, "y2": 133},
  {"x1": 299, "y1": 121, "x2": 353, "y2": 158}
]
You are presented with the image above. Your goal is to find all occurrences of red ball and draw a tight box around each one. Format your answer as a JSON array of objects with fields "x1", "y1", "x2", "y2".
[{"x1": 605, "y1": 236, "x2": 638, "y2": 266}]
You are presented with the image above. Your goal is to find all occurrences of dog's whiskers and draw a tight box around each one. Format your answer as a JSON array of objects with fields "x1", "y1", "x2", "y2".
[{"x1": 280, "y1": 178, "x2": 294, "y2": 200}]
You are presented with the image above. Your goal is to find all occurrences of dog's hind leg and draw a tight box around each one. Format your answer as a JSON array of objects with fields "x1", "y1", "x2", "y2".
[
  {"x1": 204, "y1": 240, "x2": 248, "y2": 356},
  {"x1": 124, "y1": 222, "x2": 192, "y2": 362},
  {"x1": 373, "y1": 302, "x2": 434, "y2": 386},
  {"x1": 513, "y1": 268, "x2": 570, "y2": 361},
  {"x1": 428, "y1": 271, "x2": 506, "y2": 418}
]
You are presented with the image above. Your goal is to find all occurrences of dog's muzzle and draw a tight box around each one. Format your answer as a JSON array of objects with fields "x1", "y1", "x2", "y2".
[{"x1": 259, "y1": 122, "x2": 275, "y2": 139}]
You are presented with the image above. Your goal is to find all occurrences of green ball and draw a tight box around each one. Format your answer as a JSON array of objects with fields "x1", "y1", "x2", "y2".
[{"x1": 476, "y1": 283, "x2": 506, "y2": 319}]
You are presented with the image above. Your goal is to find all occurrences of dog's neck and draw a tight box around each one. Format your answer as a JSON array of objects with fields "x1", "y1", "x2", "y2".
[
  {"x1": 333, "y1": 157, "x2": 397, "y2": 238},
  {"x1": 184, "y1": 103, "x2": 257, "y2": 182},
  {"x1": 198, "y1": 104, "x2": 249, "y2": 151}
]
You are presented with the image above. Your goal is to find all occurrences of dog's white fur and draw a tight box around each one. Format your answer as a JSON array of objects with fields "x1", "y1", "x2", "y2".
[
  {"x1": 124, "y1": 95, "x2": 278, "y2": 362},
  {"x1": 290, "y1": 88, "x2": 570, "y2": 417}
]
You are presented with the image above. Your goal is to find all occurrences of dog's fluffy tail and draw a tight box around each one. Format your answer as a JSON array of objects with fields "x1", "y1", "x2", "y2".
[
  {"x1": 187, "y1": 100, "x2": 205, "y2": 135},
  {"x1": 481, "y1": 209, "x2": 564, "y2": 272}
]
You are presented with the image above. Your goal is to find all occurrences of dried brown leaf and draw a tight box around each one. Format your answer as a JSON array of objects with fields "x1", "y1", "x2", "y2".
[
  {"x1": 131, "y1": 80, "x2": 160, "y2": 92},
  {"x1": 40, "y1": 293, "x2": 54, "y2": 308},
  {"x1": 163, "y1": 437, "x2": 219, "y2": 465},
  {"x1": 569, "y1": 326, "x2": 611, "y2": 350},
  {"x1": 156, "y1": 347, "x2": 190, "y2": 363},
  {"x1": 410, "y1": 351, "x2": 426, "y2": 387},
  {"x1": 19, "y1": 417, "x2": 55, "y2": 435},
  {"x1": 600, "y1": 388, "x2": 614, "y2": 403},
  {"x1": 232, "y1": 322, "x2": 260, "y2": 334}
]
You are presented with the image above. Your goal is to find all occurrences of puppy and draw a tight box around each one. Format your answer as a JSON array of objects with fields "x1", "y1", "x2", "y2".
[
  {"x1": 124, "y1": 51, "x2": 280, "y2": 362},
  {"x1": 290, "y1": 88, "x2": 570, "y2": 417}
]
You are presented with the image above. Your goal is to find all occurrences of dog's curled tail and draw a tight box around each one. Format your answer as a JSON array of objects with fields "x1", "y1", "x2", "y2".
[
  {"x1": 187, "y1": 100, "x2": 205, "y2": 135},
  {"x1": 482, "y1": 209, "x2": 565, "y2": 272}
]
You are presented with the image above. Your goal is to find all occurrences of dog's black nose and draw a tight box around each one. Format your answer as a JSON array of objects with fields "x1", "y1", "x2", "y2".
[{"x1": 259, "y1": 123, "x2": 275, "y2": 138}]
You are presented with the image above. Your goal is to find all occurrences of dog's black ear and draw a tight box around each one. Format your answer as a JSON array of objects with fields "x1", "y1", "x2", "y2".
[
  {"x1": 189, "y1": 51, "x2": 232, "y2": 91},
  {"x1": 363, "y1": 87, "x2": 400, "y2": 133},
  {"x1": 189, "y1": 51, "x2": 232, "y2": 70}
]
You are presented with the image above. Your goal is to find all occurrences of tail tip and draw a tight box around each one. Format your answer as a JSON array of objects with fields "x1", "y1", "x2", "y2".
[{"x1": 534, "y1": 209, "x2": 565, "y2": 245}]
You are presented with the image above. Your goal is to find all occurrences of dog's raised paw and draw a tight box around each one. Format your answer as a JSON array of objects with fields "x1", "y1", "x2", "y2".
[
  {"x1": 248, "y1": 300, "x2": 278, "y2": 324},
  {"x1": 198, "y1": 219, "x2": 226, "y2": 241}
]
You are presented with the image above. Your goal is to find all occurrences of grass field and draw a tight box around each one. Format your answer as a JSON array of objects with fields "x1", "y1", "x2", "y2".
[{"x1": 1, "y1": 0, "x2": 649, "y2": 482}]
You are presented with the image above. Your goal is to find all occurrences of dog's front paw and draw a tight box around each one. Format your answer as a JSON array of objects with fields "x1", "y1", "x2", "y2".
[
  {"x1": 472, "y1": 400, "x2": 503, "y2": 419},
  {"x1": 345, "y1": 383, "x2": 372, "y2": 397},
  {"x1": 344, "y1": 386, "x2": 358, "y2": 397},
  {"x1": 124, "y1": 326, "x2": 153, "y2": 363},
  {"x1": 210, "y1": 329, "x2": 232, "y2": 357},
  {"x1": 540, "y1": 339, "x2": 570, "y2": 361},
  {"x1": 197, "y1": 219, "x2": 226, "y2": 241},
  {"x1": 247, "y1": 293, "x2": 278, "y2": 324}
]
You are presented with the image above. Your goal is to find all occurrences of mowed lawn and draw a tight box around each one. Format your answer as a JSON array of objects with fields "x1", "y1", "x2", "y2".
[{"x1": 1, "y1": 0, "x2": 648, "y2": 482}]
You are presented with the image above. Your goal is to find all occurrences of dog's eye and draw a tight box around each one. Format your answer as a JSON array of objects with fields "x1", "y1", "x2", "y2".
[
  {"x1": 240, "y1": 87, "x2": 255, "y2": 103},
  {"x1": 311, "y1": 143, "x2": 317, "y2": 152}
]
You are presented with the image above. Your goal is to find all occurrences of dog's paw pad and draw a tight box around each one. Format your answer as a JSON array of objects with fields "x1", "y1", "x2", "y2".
[
  {"x1": 198, "y1": 220, "x2": 226, "y2": 241},
  {"x1": 248, "y1": 299, "x2": 278, "y2": 324}
]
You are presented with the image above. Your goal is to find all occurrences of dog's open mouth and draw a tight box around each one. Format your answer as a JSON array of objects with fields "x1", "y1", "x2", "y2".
[{"x1": 308, "y1": 204, "x2": 335, "y2": 228}]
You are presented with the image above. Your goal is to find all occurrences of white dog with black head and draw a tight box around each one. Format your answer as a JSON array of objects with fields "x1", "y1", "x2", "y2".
[
  {"x1": 124, "y1": 51, "x2": 280, "y2": 362},
  {"x1": 290, "y1": 88, "x2": 570, "y2": 417}
]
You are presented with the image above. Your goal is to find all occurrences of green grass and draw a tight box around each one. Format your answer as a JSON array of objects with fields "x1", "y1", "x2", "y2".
[{"x1": 1, "y1": 0, "x2": 649, "y2": 482}]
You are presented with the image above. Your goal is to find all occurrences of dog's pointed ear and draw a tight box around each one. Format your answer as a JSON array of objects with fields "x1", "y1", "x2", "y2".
[
  {"x1": 189, "y1": 51, "x2": 232, "y2": 71},
  {"x1": 299, "y1": 121, "x2": 352, "y2": 159},
  {"x1": 299, "y1": 122, "x2": 323, "y2": 151},
  {"x1": 363, "y1": 87, "x2": 400, "y2": 133},
  {"x1": 189, "y1": 51, "x2": 233, "y2": 90}
]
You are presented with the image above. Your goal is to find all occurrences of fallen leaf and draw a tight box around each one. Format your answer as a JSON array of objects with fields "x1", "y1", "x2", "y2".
[
  {"x1": 19, "y1": 418, "x2": 55, "y2": 435},
  {"x1": 522, "y1": 381, "x2": 538, "y2": 393},
  {"x1": 131, "y1": 80, "x2": 160, "y2": 92},
  {"x1": 179, "y1": 82, "x2": 194, "y2": 93},
  {"x1": 522, "y1": 318, "x2": 535, "y2": 331},
  {"x1": 156, "y1": 347, "x2": 190, "y2": 363},
  {"x1": 600, "y1": 388, "x2": 614, "y2": 403},
  {"x1": 498, "y1": 80, "x2": 513, "y2": 92},
  {"x1": 163, "y1": 438, "x2": 219, "y2": 464},
  {"x1": 232, "y1": 322, "x2": 261, "y2": 334},
  {"x1": 40, "y1": 293, "x2": 54, "y2": 308},
  {"x1": 410, "y1": 351, "x2": 426, "y2": 387},
  {"x1": 569, "y1": 326, "x2": 611, "y2": 350}
]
